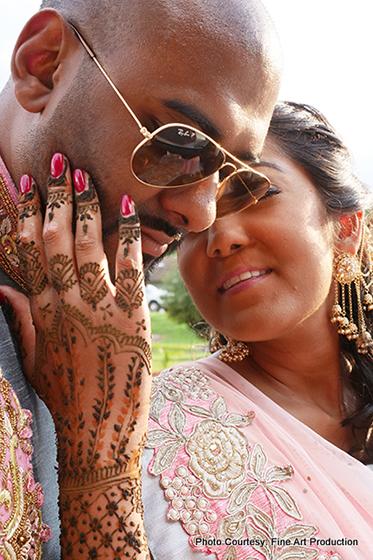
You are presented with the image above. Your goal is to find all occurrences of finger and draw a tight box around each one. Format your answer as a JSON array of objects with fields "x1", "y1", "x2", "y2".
[
  {"x1": 115, "y1": 196, "x2": 152, "y2": 416},
  {"x1": 73, "y1": 169, "x2": 112, "y2": 311},
  {"x1": 115, "y1": 196, "x2": 147, "y2": 321},
  {"x1": 0, "y1": 286, "x2": 36, "y2": 379},
  {"x1": 17, "y1": 174, "x2": 49, "y2": 299},
  {"x1": 42, "y1": 153, "x2": 80, "y2": 299}
]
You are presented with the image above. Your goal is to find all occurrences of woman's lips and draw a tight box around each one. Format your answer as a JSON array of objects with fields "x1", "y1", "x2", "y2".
[
  {"x1": 140, "y1": 227, "x2": 174, "y2": 258},
  {"x1": 219, "y1": 268, "x2": 270, "y2": 292}
]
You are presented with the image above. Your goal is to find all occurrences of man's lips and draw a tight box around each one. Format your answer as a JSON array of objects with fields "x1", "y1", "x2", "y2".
[
  {"x1": 140, "y1": 226, "x2": 178, "y2": 258},
  {"x1": 218, "y1": 267, "x2": 270, "y2": 292}
]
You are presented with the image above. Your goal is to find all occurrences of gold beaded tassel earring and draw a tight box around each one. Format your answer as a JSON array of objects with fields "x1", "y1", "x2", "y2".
[
  {"x1": 331, "y1": 228, "x2": 373, "y2": 353},
  {"x1": 210, "y1": 331, "x2": 250, "y2": 363},
  {"x1": 361, "y1": 234, "x2": 373, "y2": 313}
]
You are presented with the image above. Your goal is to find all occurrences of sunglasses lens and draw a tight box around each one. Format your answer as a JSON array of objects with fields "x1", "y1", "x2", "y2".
[
  {"x1": 132, "y1": 126, "x2": 225, "y2": 187},
  {"x1": 216, "y1": 170, "x2": 270, "y2": 218}
]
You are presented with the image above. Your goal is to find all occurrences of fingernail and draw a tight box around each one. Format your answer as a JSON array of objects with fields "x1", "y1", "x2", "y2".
[
  {"x1": 121, "y1": 194, "x2": 135, "y2": 217},
  {"x1": 0, "y1": 290, "x2": 6, "y2": 306},
  {"x1": 50, "y1": 153, "x2": 64, "y2": 178},
  {"x1": 19, "y1": 174, "x2": 32, "y2": 194},
  {"x1": 73, "y1": 169, "x2": 86, "y2": 193}
]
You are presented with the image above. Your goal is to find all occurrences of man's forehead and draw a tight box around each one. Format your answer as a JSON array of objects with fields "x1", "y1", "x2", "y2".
[{"x1": 103, "y1": 2, "x2": 280, "y2": 161}]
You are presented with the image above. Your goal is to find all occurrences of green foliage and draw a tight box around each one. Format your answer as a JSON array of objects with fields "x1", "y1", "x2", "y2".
[
  {"x1": 151, "y1": 311, "x2": 203, "y2": 345},
  {"x1": 150, "y1": 312, "x2": 209, "y2": 373},
  {"x1": 162, "y1": 265, "x2": 209, "y2": 337}
]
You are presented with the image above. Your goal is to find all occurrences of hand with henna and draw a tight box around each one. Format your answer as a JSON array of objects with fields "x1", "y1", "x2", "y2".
[{"x1": 9, "y1": 153, "x2": 152, "y2": 559}]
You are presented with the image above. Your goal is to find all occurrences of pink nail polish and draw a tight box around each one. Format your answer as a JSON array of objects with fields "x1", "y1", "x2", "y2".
[
  {"x1": 73, "y1": 169, "x2": 86, "y2": 193},
  {"x1": 121, "y1": 194, "x2": 134, "y2": 217},
  {"x1": 19, "y1": 174, "x2": 32, "y2": 194},
  {"x1": 50, "y1": 153, "x2": 64, "y2": 178}
]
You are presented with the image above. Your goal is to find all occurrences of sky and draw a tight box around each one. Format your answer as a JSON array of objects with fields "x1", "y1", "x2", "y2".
[{"x1": 0, "y1": 0, "x2": 372, "y2": 186}]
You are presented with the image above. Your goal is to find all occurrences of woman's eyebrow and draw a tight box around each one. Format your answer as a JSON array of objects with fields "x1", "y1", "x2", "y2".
[{"x1": 252, "y1": 161, "x2": 285, "y2": 173}]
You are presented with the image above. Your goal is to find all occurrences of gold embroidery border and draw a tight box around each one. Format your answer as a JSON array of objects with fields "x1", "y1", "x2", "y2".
[{"x1": 0, "y1": 172, "x2": 26, "y2": 291}]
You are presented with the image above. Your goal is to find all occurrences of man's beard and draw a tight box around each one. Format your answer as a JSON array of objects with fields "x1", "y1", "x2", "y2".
[
  {"x1": 138, "y1": 210, "x2": 184, "y2": 278},
  {"x1": 143, "y1": 239, "x2": 180, "y2": 279}
]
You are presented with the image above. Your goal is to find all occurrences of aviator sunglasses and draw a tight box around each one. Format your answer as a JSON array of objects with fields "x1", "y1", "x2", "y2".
[{"x1": 70, "y1": 24, "x2": 270, "y2": 218}]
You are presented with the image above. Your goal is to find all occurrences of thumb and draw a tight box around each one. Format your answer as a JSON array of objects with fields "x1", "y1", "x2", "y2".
[{"x1": 0, "y1": 286, "x2": 35, "y2": 378}]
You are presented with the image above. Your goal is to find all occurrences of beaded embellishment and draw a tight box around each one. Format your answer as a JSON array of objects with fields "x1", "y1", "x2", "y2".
[
  {"x1": 0, "y1": 369, "x2": 51, "y2": 558},
  {"x1": 146, "y1": 366, "x2": 342, "y2": 560}
]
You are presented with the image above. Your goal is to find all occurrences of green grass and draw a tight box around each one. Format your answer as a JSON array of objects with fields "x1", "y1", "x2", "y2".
[{"x1": 150, "y1": 312, "x2": 209, "y2": 373}]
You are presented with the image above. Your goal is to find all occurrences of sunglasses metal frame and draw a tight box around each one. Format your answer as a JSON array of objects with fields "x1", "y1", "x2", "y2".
[
  {"x1": 129, "y1": 121, "x2": 269, "y2": 189},
  {"x1": 69, "y1": 23, "x2": 270, "y2": 213}
]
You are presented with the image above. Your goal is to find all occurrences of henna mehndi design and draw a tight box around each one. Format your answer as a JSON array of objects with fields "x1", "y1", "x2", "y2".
[
  {"x1": 119, "y1": 212, "x2": 141, "y2": 259},
  {"x1": 18, "y1": 183, "x2": 39, "y2": 223},
  {"x1": 39, "y1": 302, "x2": 52, "y2": 319},
  {"x1": 49, "y1": 253, "x2": 77, "y2": 294},
  {"x1": 16, "y1": 159, "x2": 151, "y2": 557},
  {"x1": 17, "y1": 239, "x2": 48, "y2": 295},
  {"x1": 47, "y1": 160, "x2": 72, "y2": 221},
  {"x1": 100, "y1": 304, "x2": 113, "y2": 320},
  {"x1": 50, "y1": 302, "x2": 151, "y2": 364},
  {"x1": 79, "y1": 262, "x2": 108, "y2": 311},
  {"x1": 115, "y1": 269, "x2": 144, "y2": 318},
  {"x1": 46, "y1": 190, "x2": 72, "y2": 222},
  {"x1": 31, "y1": 302, "x2": 151, "y2": 558},
  {"x1": 59, "y1": 478, "x2": 150, "y2": 559},
  {"x1": 136, "y1": 319, "x2": 147, "y2": 333},
  {"x1": 76, "y1": 177, "x2": 100, "y2": 234}
]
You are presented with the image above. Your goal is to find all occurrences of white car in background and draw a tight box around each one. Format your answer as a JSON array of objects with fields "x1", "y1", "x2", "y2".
[{"x1": 145, "y1": 284, "x2": 169, "y2": 312}]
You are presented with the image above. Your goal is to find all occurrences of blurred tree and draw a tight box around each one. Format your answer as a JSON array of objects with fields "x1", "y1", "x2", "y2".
[{"x1": 163, "y1": 265, "x2": 209, "y2": 339}]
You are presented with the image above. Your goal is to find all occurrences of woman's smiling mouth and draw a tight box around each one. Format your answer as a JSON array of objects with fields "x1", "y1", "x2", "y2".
[{"x1": 219, "y1": 268, "x2": 271, "y2": 292}]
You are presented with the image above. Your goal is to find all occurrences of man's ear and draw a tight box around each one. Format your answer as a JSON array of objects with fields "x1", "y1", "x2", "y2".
[
  {"x1": 11, "y1": 10, "x2": 77, "y2": 114},
  {"x1": 334, "y1": 212, "x2": 363, "y2": 255}
]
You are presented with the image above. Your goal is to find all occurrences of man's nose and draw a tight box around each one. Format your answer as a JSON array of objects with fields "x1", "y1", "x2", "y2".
[{"x1": 159, "y1": 174, "x2": 219, "y2": 232}]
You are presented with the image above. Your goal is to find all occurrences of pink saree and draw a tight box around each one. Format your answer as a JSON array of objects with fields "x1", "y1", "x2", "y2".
[{"x1": 144, "y1": 355, "x2": 373, "y2": 560}]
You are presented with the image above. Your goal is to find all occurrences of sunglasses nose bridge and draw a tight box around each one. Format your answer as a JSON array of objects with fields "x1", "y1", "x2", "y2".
[{"x1": 219, "y1": 162, "x2": 237, "y2": 182}]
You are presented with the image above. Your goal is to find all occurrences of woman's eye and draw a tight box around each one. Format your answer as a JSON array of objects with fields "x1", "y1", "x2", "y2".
[{"x1": 261, "y1": 185, "x2": 280, "y2": 199}]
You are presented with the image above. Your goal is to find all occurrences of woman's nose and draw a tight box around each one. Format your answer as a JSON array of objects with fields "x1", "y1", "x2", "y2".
[
  {"x1": 206, "y1": 214, "x2": 249, "y2": 258},
  {"x1": 159, "y1": 174, "x2": 219, "y2": 232}
]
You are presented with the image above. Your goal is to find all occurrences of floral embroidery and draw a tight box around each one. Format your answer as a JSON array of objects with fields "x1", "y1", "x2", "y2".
[
  {"x1": 0, "y1": 369, "x2": 51, "y2": 559},
  {"x1": 151, "y1": 366, "x2": 214, "y2": 407},
  {"x1": 187, "y1": 419, "x2": 249, "y2": 499},
  {"x1": 146, "y1": 366, "x2": 342, "y2": 560}
]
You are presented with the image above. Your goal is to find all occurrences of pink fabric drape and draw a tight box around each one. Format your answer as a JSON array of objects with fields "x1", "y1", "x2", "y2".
[{"x1": 146, "y1": 356, "x2": 373, "y2": 560}]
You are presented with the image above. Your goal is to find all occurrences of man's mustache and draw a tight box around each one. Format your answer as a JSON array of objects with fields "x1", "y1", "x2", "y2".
[{"x1": 137, "y1": 210, "x2": 183, "y2": 240}]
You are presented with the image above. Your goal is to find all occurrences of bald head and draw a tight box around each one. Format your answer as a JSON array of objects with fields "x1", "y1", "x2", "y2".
[
  {"x1": 36, "y1": 0, "x2": 281, "y2": 147},
  {"x1": 39, "y1": 0, "x2": 280, "y2": 64}
]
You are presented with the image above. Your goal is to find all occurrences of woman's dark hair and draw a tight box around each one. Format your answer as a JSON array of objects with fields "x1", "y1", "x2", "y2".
[{"x1": 268, "y1": 101, "x2": 373, "y2": 462}]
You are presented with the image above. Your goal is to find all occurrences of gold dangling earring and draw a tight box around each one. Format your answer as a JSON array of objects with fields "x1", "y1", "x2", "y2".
[
  {"x1": 331, "y1": 244, "x2": 373, "y2": 353},
  {"x1": 210, "y1": 331, "x2": 250, "y2": 363},
  {"x1": 361, "y1": 227, "x2": 373, "y2": 313}
]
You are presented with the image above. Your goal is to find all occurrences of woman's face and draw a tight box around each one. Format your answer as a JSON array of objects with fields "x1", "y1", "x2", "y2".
[{"x1": 177, "y1": 136, "x2": 337, "y2": 342}]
